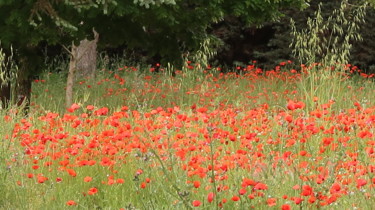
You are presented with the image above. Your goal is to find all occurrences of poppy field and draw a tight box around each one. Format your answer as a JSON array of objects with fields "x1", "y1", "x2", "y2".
[{"x1": 1, "y1": 62, "x2": 375, "y2": 209}]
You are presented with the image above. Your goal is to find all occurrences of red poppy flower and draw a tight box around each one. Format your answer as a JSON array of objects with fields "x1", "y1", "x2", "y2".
[
  {"x1": 66, "y1": 200, "x2": 77, "y2": 206},
  {"x1": 356, "y1": 178, "x2": 367, "y2": 189},
  {"x1": 67, "y1": 103, "x2": 80, "y2": 113},
  {"x1": 231, "y1": 196, "x2": 240, "y2": 201},
  {"x1": 267, "y1": 198, "x2": 276, "y2": 206},
  {"x1": 253, "y1": 182, "x2": 268, "y2": 190},
  {"x1": 301, "y1": 185, "x2": 313, "y2": 196},
  {"x1": 137, "y1": 181, "x2": 145, "y2": 189},
  {"x1": 239, "y1": 188, "x2": 247, "y2": 195},
  {"x1": 281, "y1": 204, "x2": 291, "y2": 210},
  {"x1": 117, "y1": 178, "x2": 125, "y2": 184},
  {"x1": 66, "y1": 169, "x2": 77, "y2": 177},
  {"x1": 88, "y1": 187, "x2": 98, "y2": 195},
  {"x1": 37, "y1": 175, "x2": 48, "y2": 183},
  {"x1": 86, "y1": 105, "x2": 95, "y2": 111},
  {"x1": 207, "y1": 192, "x2": 215, "y2": 203},
  {"x1": 94, "y1": 107, "x2": 109, "y2": 116},
  {"x1": 84, "y1": 176, "x2": 92, "y2": 182},
  {"x1": 193, "y1": 181, "x2": 201, "y2": 188},
  {"x1": 192, "y1": 200, "x2": 201, "y2": 207}
]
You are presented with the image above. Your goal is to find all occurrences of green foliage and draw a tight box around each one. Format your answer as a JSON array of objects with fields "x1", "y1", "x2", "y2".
[
  {"x1": 134, "y1": 0, "x2": 176, "y2": 8},
  {"x1": 2, "y1": 0, "x2": 309, "y2": 61},
  {"x1": 251, "y1": 0, "x2": 375, "y2": 73},
  {"x1": 0, "y1": 45, "x2": 17, "y2": 103},
  {"x1": 290, "y1": 1, "x2": 367, "y2": 67}
]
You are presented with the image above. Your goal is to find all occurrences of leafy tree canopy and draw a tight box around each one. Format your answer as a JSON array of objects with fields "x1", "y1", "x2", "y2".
[{"x1": 1, "y1": 0, "x2": 309, "y2": 65}]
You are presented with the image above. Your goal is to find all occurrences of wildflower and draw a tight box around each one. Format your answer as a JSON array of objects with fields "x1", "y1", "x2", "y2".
[
  {"x1": 327, "y1": 195, "x2": 338, "y2": 204},
  {"x1": 308, "y1": 196, "x2": 316, "y2": 204},
  {"x1": 37, "y1": 175, "x2": 48, "y2": 183},
  {"x1": 84, "y1": 176, "x2": 92, "y2": 182},
  {"x1": 94, "y1": 107, "x2": 109, "y2": 116},
  {"x1": 86, "y1": 105, "x2": 95, "y2": 111},
  {"x1": 301, "y1": 185, "x2": 313, "y2": 196},
  {"x1": 193, "y1": 181, "x2": 201, "y2": 188},
  {"x1": 88, "y1": 187, "x2": 98, "y2": 195},
  {"x1": 67, "y1": 103, "x2": 80, "y2": 113},
  {"x1": 248, "y1": 193, "x2": 255, "y2": 199},
  {"x1": 267, "y1": 198, "x2": 276, "y2": 206},
  {"x1": 287, "y1": 101, "x2": 296, "y2": 110},
  {"x1": 140, "y1": 182, "x2": 146, "y2": 189},
  {"x1": 322, "y1": 137, "x2": 333, "y2": 146},
  {"x1": 287, "y1": 100, "x2": 305, "y2": 110},
  {"x1": 66, "y1": 200, "x2": 77, "y2": 206},
  {"x1": 231, "y1": 196, "x2": 240, "y2": 201},
  {"x1": 242, "y1": 178, "x2": 256, "y2": 187},
  {"x1": 291, "y1": 197, "x2": 303, "y2": 204},
  {"x1": 330, "y1": 183, "x2": 341, "y2": 194},
  {"x1": 192, "y1": 200, "x2": 201, "y2": 207},
  {"x1": 239, "y1": 188, "x2": 247, "y2": 195},
  {"x1": 207, "y1": 192, "x2": 215, "y2": 203},
  {"x1": 253, "y1": 182, "x2": 268, "y2": 190},
  {"x1": 101, "y1": 157, "x2": 115, "y2": 167},
  {"x1": 356, "y1": 178, "x2": 367, "y2": 189},
  {"x1": 281, "y1": 204, "x2": 291, "y2": 210},
  {"x1": 285, "y1": 115, "x2": 293, "y2": 123},
  {"x1": 66, "y1": 169, "x2": 77, "y2": 177},
  {"x1": 117, "y1": 178, "x2": 125, "y2": 184},
  {"x1": 136, "y1": 169, "x2": 143, "y2": 175}
]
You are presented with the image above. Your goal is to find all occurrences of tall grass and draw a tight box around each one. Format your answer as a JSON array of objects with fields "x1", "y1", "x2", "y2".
[{"x1": 290, "y1": 1, "x2": 368, "y2": 111}]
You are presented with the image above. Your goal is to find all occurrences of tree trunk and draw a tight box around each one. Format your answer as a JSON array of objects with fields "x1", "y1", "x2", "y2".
[
  {"x1": 15, "y1": 76, "x2": 32, "y2": 110},
  {"x1": 66, "y1": 29, "x2": 99, "y2": 109},
  {"x1": 0, "y1": 81, "x2": 11, "y2": 109},
  {"x1": 66, "y1": 42, "x2": 77, "y2": 109},
  {"x1": 75, "y1": 29, "x2": 99, "y2": 80},
  {"x1": 15, "y1": 57, "x2": 33, "y2": 114}
]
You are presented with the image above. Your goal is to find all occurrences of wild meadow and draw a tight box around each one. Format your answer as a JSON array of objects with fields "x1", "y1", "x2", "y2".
[{"x1": 1, "y1": 61, "x2": 375, "y2": 209}]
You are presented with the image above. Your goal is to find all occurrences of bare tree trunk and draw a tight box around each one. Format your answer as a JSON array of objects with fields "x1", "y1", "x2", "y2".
[
  {"x1": 66, "y1": 29, "x2": 99, "y2": 109},
  {"x1": 0, "y1": 80, "x2": 10, "y2": 109},
  {"x1": 15, "y1": 57, "x2": 33, "y2": 114},
  {"x1": 75, "y1": 29, "x2": 99, "y2": 80},
  {"x1": 15, "y1": 76, "x2": 32, "y2": 110},
  {"x1": 66, "y1": 42, "x2": 77, "y2": 109}
]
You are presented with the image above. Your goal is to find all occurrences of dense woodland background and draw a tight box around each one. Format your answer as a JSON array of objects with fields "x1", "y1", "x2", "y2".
[
  {"x1": 39, "y1": 0, "x2": 375, "y2": 73},
  {"x1": 213, "y1": 0, "x2": 375, "y2": 72},
  {"x1": 29, "y1": 0, "x2": 374, "y2": 74}
]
